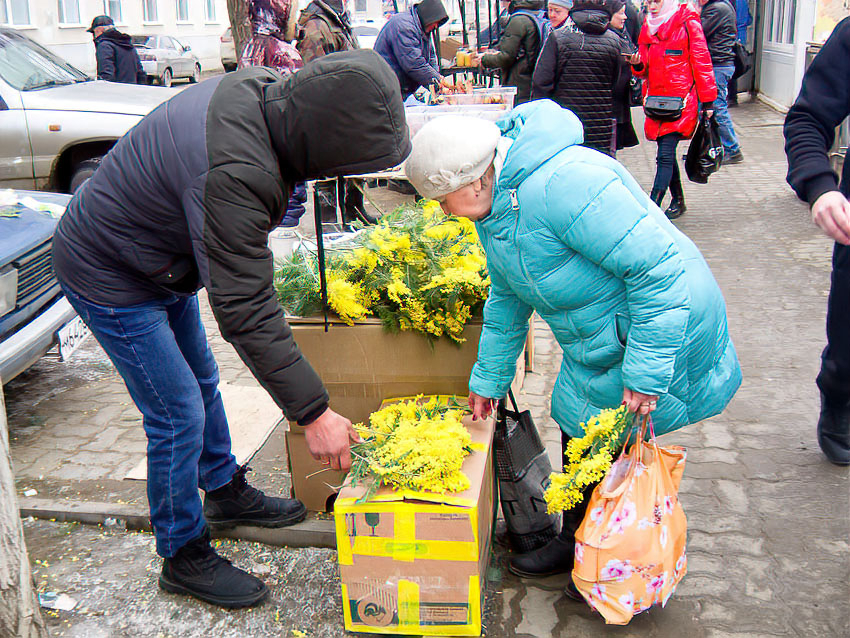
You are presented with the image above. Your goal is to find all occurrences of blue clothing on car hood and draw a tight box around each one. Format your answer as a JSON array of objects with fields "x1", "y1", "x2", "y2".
[{"x1": 469, "y1": 99, "x2": 741, "y2": 437}]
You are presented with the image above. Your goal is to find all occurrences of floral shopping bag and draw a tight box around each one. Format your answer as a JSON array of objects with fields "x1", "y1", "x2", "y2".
[{"x1": 572, "y1": 417, "x2": 688, "y2": 625}]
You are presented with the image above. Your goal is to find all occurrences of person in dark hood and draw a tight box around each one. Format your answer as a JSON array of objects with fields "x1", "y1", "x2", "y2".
[
  {"x1": 374, "y1": 0, "x2": 449, "y2": 98},
  {"x1": 296, "y1": 0, "x2": 358, "y2": 64},
  {"x1": 52, "y1": 50, "x2": 411, "y2": 610},
  {"x1": 531, "y1": 0, "x2": 622, "y2": 154},
  {"x1": 88, "y1": 15, "x2": 146, "y2": 84},
  {"x1": 474, "y1": 0, "x2": 546, "y2": 105}
]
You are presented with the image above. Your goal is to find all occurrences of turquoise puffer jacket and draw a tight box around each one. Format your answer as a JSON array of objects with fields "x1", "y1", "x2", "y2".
[{"x1": 468, "y1": 100, "x2": 742, "y2": 438}]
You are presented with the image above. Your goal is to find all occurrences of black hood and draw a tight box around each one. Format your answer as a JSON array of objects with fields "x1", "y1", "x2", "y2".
[
  {"x1": 415, "y1": 0, "x2": 449, "y2": 30},
  {"x1": 263, "y1": 49, "x2": 411, "y2": 180},
  {"x1": 97, "y1": 28, "x2": 136, "y2": 49},
  {"x1": 570, "y1": 1, "x2": 611, "y2": 35}
]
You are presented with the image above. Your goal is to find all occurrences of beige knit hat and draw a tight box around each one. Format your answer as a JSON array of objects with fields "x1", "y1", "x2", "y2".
[{"x1": 404, "y1": 116, "x2": 501, "y2": 201}]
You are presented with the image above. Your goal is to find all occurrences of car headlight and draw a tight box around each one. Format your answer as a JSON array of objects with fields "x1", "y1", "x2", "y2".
[{"x1": 0, "y1": 267, "x2": 18, "y2": 317}]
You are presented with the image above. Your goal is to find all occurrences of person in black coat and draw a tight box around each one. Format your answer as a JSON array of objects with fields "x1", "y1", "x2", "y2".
[
  {"x1": 531, "y1": 0, "x2": 622, "y2": 155},
  {"x1": 88, "y1": 15, "x2": 146, "y2": 84},
  {"x1": 784, "y1": 18, "x2": 850, "y2": 466},
  {"x1": 608, "y1": 0, "x2": 641, "y2": 152}
]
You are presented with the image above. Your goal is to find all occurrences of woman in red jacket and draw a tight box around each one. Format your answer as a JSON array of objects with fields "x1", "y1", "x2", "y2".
[{"x1": 631, "y1": 0, "x2": 716, "y2": 219}]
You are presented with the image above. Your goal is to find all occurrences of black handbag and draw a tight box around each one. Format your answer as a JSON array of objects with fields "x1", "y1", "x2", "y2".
[
  {"x1": 732, "y1": 41, "x2": 751, "y2": 80},
  {"x1": 493, "y1": 390, "x2": 559, "y2": 553},
  {"x1": 628, "y1": 76, "x2": 643, "y2": 107},
  {"x1": 685, "y1": 110, "x2": 723, "y2": 183},
  {"x1": 643, "y1": 95, "x2": 686, "y2": 122}
]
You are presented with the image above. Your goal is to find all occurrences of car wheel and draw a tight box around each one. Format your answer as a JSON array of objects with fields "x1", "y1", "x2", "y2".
[
  {"x1": 161, "y1": 68, "x2": 172, "y2": 88},
  {"x1": 69, "y1": 157, "x2": 102, "y2": 193},
  {"x1": 190, "y1": 64, "x2": 201, "y2": 83}
]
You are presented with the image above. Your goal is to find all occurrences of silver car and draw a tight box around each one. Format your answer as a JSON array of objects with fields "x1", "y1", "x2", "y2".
[
  {"x1": 132, "y1": 35, "x2": 201, "y2": 87},
  {"x1": 0, "y1": 28, "x2": 178, "y2": 193}
]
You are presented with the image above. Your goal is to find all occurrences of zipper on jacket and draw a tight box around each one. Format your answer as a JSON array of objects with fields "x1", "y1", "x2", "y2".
[{"x1": 509, "y1": 189, "x2": 520, "y2": 211}]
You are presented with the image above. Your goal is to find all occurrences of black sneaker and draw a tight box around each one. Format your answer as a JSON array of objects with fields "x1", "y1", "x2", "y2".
[
  {"x1": 204, "y1": 465, "x2": 307, "y2": 529},
  {"x1": 159, "y1": 529, "x2": 269, "y2": 608},
  {"x1": 508, "y1": 536, "x2": 575, "y2": 578},
  {"x1": 722, "y1": 150, "x2": 744, "y2": 165}
]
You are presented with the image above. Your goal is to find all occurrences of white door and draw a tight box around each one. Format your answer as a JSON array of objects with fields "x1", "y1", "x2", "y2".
[{"x1": 0, "y1": 82, "x2": 35, "y2": 189}]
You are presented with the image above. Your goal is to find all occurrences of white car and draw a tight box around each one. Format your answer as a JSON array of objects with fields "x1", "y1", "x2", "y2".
[
  {"x1": 132, "y1": 35, "x2": 201, "y2": 87},
  {"x1": 0, "y1": 28, "x2": 178, "y2": 193},
  {"x1": 351, "y1": 19, "x2": 386, "y2": 49},
  {"x1": 221, "y1": 27, "x2": 237, "y2": 72}
]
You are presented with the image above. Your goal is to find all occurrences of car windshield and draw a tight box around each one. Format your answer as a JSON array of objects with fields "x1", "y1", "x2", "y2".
[
  {"x1": 0, "y1": 30, "x2": 89, "y2": 91},
  {"x1": 131, "y1": 36, "x2": 156, "y2": 47}
]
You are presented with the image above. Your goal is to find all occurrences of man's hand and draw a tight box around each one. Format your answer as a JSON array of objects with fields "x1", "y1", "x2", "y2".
[
  {"x1": 622, "y1": 388, "x2": 659, "y2": 416},
  {"x1": 469, "y1": 391, "x2": 495, "y2": 420},
  {"x1": 303, "y1": 407, "x2": 361, "y2": 471},
  {"x1": 812, "y1": 190, "x2": 850, "y2": 245}
]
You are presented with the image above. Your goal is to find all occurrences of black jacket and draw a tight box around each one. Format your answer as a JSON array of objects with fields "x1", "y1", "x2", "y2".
[
  {"x1": 699, "y1": 0, "x2": 736, "y2": 66},
  {"x1": 785, "y1": 17, "x2": 850, "y2": 204},
  {"x1": 95, "y1": 28, "x2": 146, "y2": 84},
  {"x1": 481, "y1": 0, "x2": 545, "y2": 104},
  {"x1": 531, "y1": 9, "x2": 621, "y2": 154},
  {"x1": 53, "y1": 50, "x2": 410, "y2": 425}
]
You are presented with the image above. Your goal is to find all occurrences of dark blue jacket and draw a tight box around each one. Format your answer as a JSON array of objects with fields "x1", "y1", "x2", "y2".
[
  {"x1": 374, "y1": 9, "x2": 440, "y2": 97},
  {"x1": 785, "y1": 17, "x2": 850, "y2": 204},
  {"x1": 95, "y1": 28, "x2": 146, "y2": 84}
]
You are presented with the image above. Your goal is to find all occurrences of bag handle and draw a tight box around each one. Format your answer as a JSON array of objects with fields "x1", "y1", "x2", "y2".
[{"x1": 599, "y1": 412, "x2": 649, "y2": 499}]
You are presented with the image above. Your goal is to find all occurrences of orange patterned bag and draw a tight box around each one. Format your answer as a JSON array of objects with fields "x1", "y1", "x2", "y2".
[{"x1": 572, "y1": 418, "x2": 688, "y2": 625}]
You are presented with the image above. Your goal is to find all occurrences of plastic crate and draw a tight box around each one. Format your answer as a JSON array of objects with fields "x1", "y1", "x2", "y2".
[
  {"x1": 405, "y1": 103, "x2": 509, "y2": 138},
  {"x1": 438, "y1": 86, "x2": 518, "y2": 109}
]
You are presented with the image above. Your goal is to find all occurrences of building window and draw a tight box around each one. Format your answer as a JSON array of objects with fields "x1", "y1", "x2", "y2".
[
  {"x1": 204, "y1": 0, "x2": 216, "y2": 21},
  {"x1": 102, "y1": 0, "x2": 122, "y2": 22},
  {"x1": 143, "y1": 0, "x2": 158, "y2": 22},
  {"x1": 58, "y1": 0, "x2": 80, "y2": 24},
  {"x1": 0, "y1": 0, "x2": 31, "y2": 25},
  {"x1": 175, "y1": 0, "x2": 189, "y2": 21},
  {"x1": 765, "y1": 0, "x2": 796, "y2": 46}
]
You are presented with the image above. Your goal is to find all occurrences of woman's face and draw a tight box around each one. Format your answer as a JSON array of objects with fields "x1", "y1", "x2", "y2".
[
  {"x1": 441, "y1": 166, "x2": 495, "y2": 220},
  {"x1": 646, "y1": 0, "x2": 665, "y2": 15},
  {"x1": 610, "y1": 6, "x2": 627, "y2": 29},
  {"x1": 548, "y1": 5, "x2": 569, "y2": 27}
]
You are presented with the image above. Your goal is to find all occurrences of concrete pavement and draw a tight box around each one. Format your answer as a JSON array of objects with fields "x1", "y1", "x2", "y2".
[{"x1": 5, "y1": 98, "x2": 849, "y2": 637}]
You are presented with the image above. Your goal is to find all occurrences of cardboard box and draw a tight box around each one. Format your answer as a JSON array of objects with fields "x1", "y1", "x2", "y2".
[
  {"x1": 284, "y1": 317, "x2": 523, "y2": 511},
  {"x1": 439, "y1": 37, "x2": 463, "y2": 63},
  {"x1": 334, "y1": 412, "x2": 495, "y2": 636}
]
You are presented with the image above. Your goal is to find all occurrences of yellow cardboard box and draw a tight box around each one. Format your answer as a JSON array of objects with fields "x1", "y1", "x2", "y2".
[{"x1": 334, "y1": 411, "x2": 495, "y2": 636}]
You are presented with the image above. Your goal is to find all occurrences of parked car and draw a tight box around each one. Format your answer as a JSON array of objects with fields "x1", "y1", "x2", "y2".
[
  {"x1": 0, "y1": 190, "x2": 87, "y2": 385},
  {"x1": 221, "y1": 27, "x2": 237, "y2": 72},
  {"x1": 0, "y1": 28, "x2": 178, "y2": 193},
  {"x1": 351, "y1": 19, "x2": 386, "y2": 49},
  {"x1": 132, "y1": 35, "x2": 201, "y2": 87}
]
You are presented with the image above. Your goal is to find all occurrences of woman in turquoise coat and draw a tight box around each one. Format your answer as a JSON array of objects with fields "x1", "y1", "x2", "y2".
[{"x1": 405, "y1": 99, "x2": 741, "y2": 590}]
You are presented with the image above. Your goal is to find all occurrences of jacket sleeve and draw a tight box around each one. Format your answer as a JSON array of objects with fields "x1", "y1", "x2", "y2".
[
  {"x1": 686, "y1": 16, "x2": 717, "y2": 104},
  {"x1": 481, "y1": 15, "x2": 527, "y2": 71},
  {"x1": 96, "y1": 41, "x2": 117, "y2": 81},
  {"x1": 784, "y1": 17, "x2": 850, "y2": 205},
  {"x1": 392, "y1": 26, "x2": 440, "y2": 88},
  {"x1": 191, "y1": 165, "x2": 330, "y2": 425},
  {"x1": 545, "y1": 165, "x2": 690, "y2": 396},
  {"x1": 468, "y1": 264, "x2": 533, "y2": 399},
  {"x1": 531, "y1": 35, "x2": 558, "y2": 99},
  {"x1": 297, "y1": 19, "x2": 331, "y2": 65},
  {"x1": 134, "y1": 50, "x2": 147, "y2": 85}
]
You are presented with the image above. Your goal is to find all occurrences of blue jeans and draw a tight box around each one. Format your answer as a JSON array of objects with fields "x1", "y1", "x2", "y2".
[
  {"x1": 281, "y1": 181, "x2": 307, "y2": 227},
  {"x1": 652, "y1": 133, "x2": 682, "y2": 195},
  {"x1": 819, "y1": 243, "x2": 850, "y2": 404},
  {"x1": 713, "y1": 65, "x2": 741, "y2": 154},
  {"x1": 60, "y1": 285, "x2": 237, "y2": 557}
]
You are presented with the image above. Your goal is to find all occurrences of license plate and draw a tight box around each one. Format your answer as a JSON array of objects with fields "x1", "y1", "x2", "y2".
[{"x1": 57, "y1": 315, "x2": 90, "y2": 361}]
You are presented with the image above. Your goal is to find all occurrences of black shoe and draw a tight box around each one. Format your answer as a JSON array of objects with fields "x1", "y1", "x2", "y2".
[
  {"x1": 508, "y1": 536, "x2": 574, "y2": 578},
  {"x1": 204, "y1": 465, "x2": 307, "y2": 528},
  {"x1": 817, "y1": 393, "x2": 850, "y2": 465},
  {"x1": 722, "y1": 150, "x2": 744, "y2": 165},
  {"x1": 159, "y1": 528, "x2": 269, "y2": 608},
  {"x1": 565, "y1": 580, "x2": 584, "y2": 602},
  {"x1": 665, "y1": 197, "x2": 686, "y2": 220}
]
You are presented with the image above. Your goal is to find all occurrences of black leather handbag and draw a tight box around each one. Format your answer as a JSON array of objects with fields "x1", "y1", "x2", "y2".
[{"x1": 643, "y1": 95, "x2": 686, "y2": 122}]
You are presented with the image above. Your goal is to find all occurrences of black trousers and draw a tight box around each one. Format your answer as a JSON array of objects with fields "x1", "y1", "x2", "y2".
[{"x1": 818, "y1": 242, "x2": 850, "y2": 404}]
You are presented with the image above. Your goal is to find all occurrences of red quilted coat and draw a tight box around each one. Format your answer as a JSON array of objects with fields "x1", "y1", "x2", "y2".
[{"x1": 633, "y1": 5, "x2": 717, "y2": 141}]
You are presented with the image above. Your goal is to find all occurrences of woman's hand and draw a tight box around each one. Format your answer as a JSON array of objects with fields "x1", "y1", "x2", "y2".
[
  {"x1": 625, "y1": 52, "x2": 642, "y2": 65},
  {"x1": 622, "y1": 388, "x2": 659, "y2": 415},
  {"x1": 469, "y1": 392, "x2": 496, "y2": 420}
]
